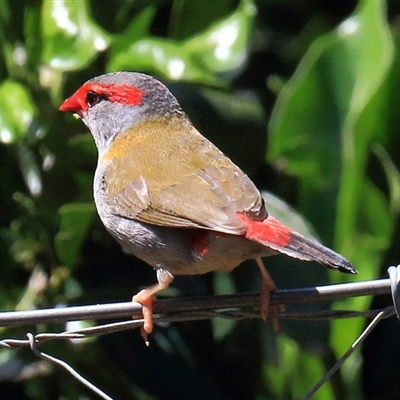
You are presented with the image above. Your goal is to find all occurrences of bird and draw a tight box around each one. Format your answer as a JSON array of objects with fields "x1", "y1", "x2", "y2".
[{"x1": 59, "y1": 71, "x2": 357, "y2": 340}]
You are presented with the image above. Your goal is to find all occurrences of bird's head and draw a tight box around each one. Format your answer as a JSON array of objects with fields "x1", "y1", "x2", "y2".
[{"x1": 59, "y1": 71, "x2": 184, "y2": 154}]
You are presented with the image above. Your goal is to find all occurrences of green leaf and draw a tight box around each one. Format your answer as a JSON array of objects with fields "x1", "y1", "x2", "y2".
[
  {"x1": 24, "y1": 2, "x2": 42, "y2": 70},
  {"x1": 183, "y1": 0, "x2": 256, "y2": 76},
  {"x1": 41, "y1": 0, "x2": 110, "y2": 71},
  {"x1": 263, "y1": 335, "x2": 334, "y2": 399},
  {"x1": 169, "y1": 0, "x2": 235, "y2": 40},
  {"x1": 373, "y1": 144, "x2": 400, "y2": 216},
  {"x1": 334, "y1": 0, "x2": 394, "y2": 259},
  {"x1": 111, "y1": 5, "x2": 156, "y2": 56},
  {"x1": 268, "y1": 0, "x2": 394, "y2": 274},
  {"x1": 0, "y1": 80, "x2": 37, "y2": 144},
  {"x1": 107, "y1": 0, "x2": 256, "y2": 83},
  {"x1": 108, "y1": 37, "x2": 216, "y2": 83},
  {"x1": 54, "y1": 203, "x2": 95, "y2": 269},
  {"x1": 17, "y1": 144, "x2": 42, "y2": 197}
]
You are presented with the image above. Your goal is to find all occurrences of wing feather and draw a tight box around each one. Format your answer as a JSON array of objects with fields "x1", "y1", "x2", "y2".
[{"x1": 102, "y1": 117, "x2": 267, "y2": 234}]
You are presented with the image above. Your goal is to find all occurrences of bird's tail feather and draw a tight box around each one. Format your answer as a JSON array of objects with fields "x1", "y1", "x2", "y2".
[{"x1": 238, "y1": 214, "x2": 357, "y2": 274}]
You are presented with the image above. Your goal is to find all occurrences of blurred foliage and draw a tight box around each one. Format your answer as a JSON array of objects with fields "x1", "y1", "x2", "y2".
[{"x1": 0, "y1": 0, "x2": 400, "y2": 399}]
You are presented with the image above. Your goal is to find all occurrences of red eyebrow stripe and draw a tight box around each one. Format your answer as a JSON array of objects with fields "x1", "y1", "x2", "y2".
[
  {"x1": 59, "y1": 82, "x2": 146, "y2": 113},
  {"x1": 85, "y1": 82, "x2": 146, "y2": 106}
]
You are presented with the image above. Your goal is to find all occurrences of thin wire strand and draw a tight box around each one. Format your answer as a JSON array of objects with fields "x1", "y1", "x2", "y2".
[
  {"x1": 0, "y1": 307, "x2": 394, "y2": 353},
  {"x1": 27, "y1": 333, "x2": 113, "y2": 400},
  {"x1": 302, "y1": 306, "x2": 394, "y2": 400}
]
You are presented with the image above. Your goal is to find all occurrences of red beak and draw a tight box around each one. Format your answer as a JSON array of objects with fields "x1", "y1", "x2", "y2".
[
  {"x1": 58, "y1": 96, "x2": 81, "y2": 112},
  {"x1": 59, "y1": 94, "x2": 82, "y2": 116}
]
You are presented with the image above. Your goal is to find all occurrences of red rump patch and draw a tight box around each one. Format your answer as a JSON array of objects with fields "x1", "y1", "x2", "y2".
[
  {"x1": 59, "y1": 82, "x2": 146, "y2": 114},
  {"x1": 185, "y1": 230, "x2": 210, "y2": 258},
  {"x1": 237, "y1": 213, "x2": 292, "y2": 248}
]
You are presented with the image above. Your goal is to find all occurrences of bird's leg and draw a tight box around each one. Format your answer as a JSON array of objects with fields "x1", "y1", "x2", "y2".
[
  {"x1": 255, "y1": 257, "x2": 282, "y2": 331},
  {"x1": 132, "y1": 267, "x2": 173, "y2": 345}
]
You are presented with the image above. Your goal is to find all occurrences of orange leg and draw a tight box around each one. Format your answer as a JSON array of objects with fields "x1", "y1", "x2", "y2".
[
  {"x1": 255, "y1": 257, "x2": 282, "y2": 331},
  {"x1": 132, "y1": 268, "x2": 174, "y2": 345}
]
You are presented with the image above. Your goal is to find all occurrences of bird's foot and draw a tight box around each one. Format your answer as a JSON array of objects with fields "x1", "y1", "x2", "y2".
[
  {"x1": 256, "y1": 258, "x2": 284, "y2": 331},
  {"x1": 132, "y1": 291, "x2": 156, "y2": 346},
  {"x1": 132, "y1": 268, "x2": 174, "y2": 345}
]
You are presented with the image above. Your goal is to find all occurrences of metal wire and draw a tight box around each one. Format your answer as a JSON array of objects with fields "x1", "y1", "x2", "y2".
[
  {"x1": 0, "y1": 277, "x2": 394, "y2": 400},
  {"x1": 0, "y1": 278, "x2": 391, "y2": 327},
  {"x1": 302, "y1": 306, "x2": 395, "y2": 400},
  {"x1": 27, "y1": 333, "x2": 113, "y2": 400}
]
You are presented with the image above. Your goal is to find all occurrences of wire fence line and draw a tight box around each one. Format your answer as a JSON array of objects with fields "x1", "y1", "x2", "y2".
[
  {"x1": 0, "y1": 276, "x2": 395, "y2": 400},
  {"x1": 0, "y1": 277, "x2": 391, "y2": 327}
]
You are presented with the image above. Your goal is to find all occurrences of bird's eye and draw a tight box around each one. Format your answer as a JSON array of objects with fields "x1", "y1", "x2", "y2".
[{"x1": 86, "y1": 91, "x2": 100, "y2": 108}]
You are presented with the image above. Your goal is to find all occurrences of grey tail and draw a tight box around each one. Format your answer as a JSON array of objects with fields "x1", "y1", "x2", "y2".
[
  {"x1": 243, "y1": 214, "x2": 357, "y2": 274},
  {"x1": 282, "y1": 231, "x2": 357, "y2": 274}
]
